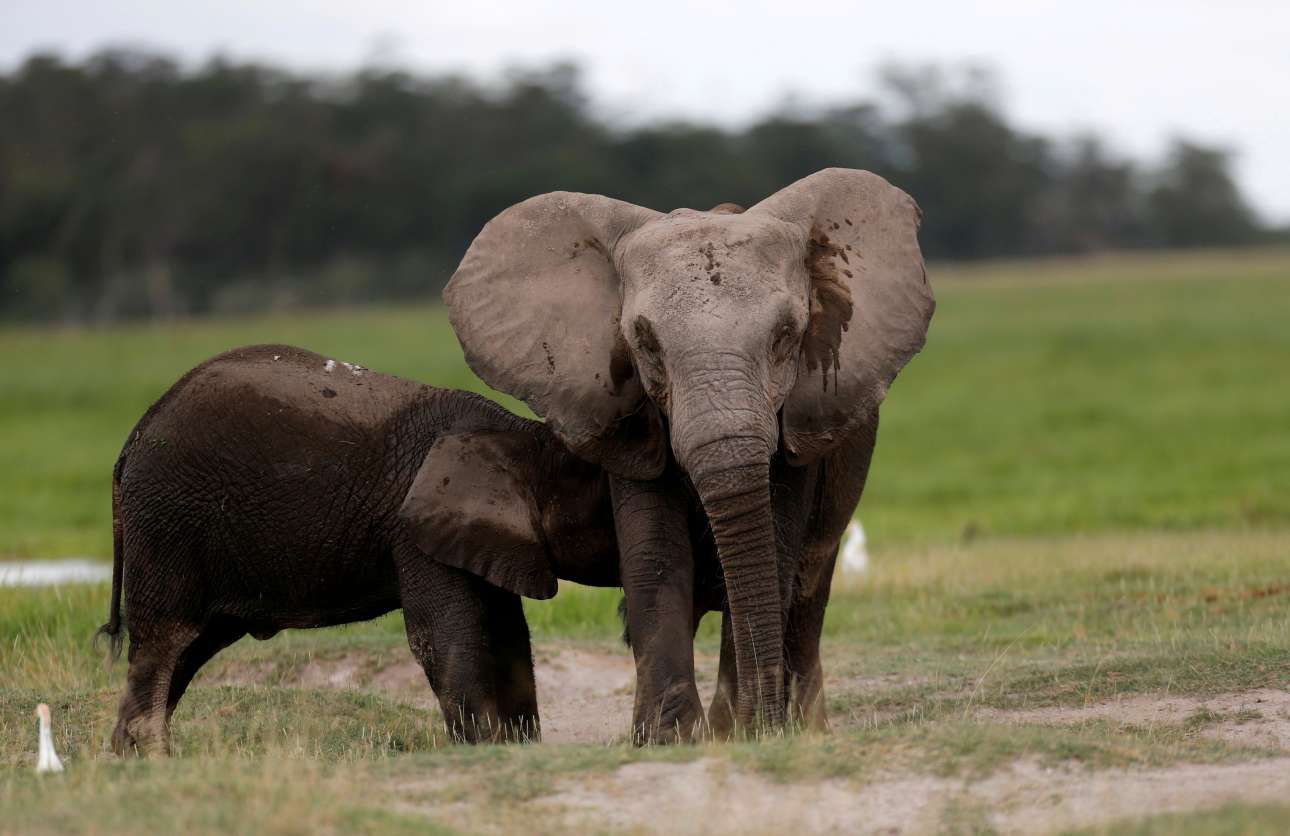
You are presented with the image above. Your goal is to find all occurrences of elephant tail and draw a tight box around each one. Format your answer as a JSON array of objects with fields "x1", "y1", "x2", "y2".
[{"x1": 94, "y1": 457, "x2": 126, "y2": 664}]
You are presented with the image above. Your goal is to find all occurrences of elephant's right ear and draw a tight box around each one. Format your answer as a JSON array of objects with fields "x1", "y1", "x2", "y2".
[
  {"x1": 445, "y1": 192, "x2": 667, "y2": 480},
  {"x1": 399, "y1": 431, "x2": 557, "y2": 600}
]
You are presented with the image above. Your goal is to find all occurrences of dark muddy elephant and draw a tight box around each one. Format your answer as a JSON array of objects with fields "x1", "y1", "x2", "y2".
[
  {"x1": 445, "y1": 168, "x2": 934, "y2": 740},
  {"x1": 98, "y1": 344, "x2": 620, "y2": 754}
]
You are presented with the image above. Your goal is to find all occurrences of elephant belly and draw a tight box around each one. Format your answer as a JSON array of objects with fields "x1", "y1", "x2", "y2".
[{"x1": 207, "y1": 520, "x2": 403, "y2": 629}]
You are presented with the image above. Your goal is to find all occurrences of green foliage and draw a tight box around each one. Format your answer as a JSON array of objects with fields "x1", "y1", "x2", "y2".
[
  {"x1": 0, "y1": 52, "x2": 1268, "y2": 321},
  {"x1": 1078, "y1": 805, "x2": 1290, "y2": 835},
  {"x1": 2, "y1": 250, "x2": 1286, "y2": 558}
]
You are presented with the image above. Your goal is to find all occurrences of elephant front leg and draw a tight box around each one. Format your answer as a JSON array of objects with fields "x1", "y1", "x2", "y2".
[
  {"x1": 397, "y1": 551, "x2": 537, "y2": 743},
  {"x1": 784, "y1": 543, "x2": 838, "y2": 731},
  {"x1": 611, "y1": 474, "x2": 703, "y2": 744}
]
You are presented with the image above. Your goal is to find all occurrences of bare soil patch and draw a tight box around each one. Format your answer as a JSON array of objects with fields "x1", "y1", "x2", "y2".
[
  {"x1": 532, "y1": 756, "x2": 1290, "y2": 835},
  {"x1": 978, "y1": 688, "x2": 1290, "y2": 751},
  {"x1": 202, "y1": 646, "x2": 1290, "y2": 833},
  {"x1": 534, "y1": 647, "x2": 636, "y2": 743},
  {"x1": 206, "y1": 646, "x2": 1288, "y2": 753},
  {"x1": 206, "y1": 645, "x2": 647, "y2": 742}
]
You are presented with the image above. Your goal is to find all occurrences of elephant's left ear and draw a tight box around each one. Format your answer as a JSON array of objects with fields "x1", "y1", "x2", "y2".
[
  {"x1": 444, "y1": 192, "x2": 667, "y2": 481},
  {"x1": 399, "y1": 431, "x2": 557, "y2": 599},
  {"x1": 751, "y1": 168, "x2": 935, "y2": 464}
]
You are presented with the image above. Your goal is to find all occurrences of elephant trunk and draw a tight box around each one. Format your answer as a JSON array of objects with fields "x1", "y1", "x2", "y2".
[{"x1": 671, "y1": 365, "x2": 785, "y2": 732}]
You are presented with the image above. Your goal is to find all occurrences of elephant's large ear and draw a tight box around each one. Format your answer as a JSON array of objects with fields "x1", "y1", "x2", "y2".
[
  {"x1": 399, "y1": 432, "x2": 557, "y2": 599},
  {"x1": 445, "y1": 192, "x2": 667, "y2": 480},
  {"x1": 752, "y1": 169, "x2": 935, "y2": 464}
]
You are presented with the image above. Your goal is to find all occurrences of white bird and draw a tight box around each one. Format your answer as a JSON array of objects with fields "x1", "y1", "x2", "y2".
[
  {"x1": 839, "y1": 520, "x2": 870, "y2": 575},
  {"x1": 35, "y1": 703, "x2": 64, "y2": 773}
]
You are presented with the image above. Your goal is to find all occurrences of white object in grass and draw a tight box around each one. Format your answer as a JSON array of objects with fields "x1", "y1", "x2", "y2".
[
  {"x1": 36, "y1": 703, "x2": 63, "y2": 773},
  {"x1": 839, "y1": 520, "x2": 869, "y2": 575},
  {"x1": 0, "y1": 559, "x2": 110, "y2": 587}
]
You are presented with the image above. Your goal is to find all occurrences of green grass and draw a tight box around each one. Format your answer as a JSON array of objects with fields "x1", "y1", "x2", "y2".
[
  {"x1": 0, "y1": 307, "x2": 526, "y2": 558},
  {"x1": 875, "y1": 248, "x2": 1290, "y2": 543},
  {"x1": 3, "y1": 248, "x2": 1289, "y2": 833},
  {"x1": 2, "y1": 247, "x2": 1288, "y2": 557},
  {"x1": 10, "y1": 529, "x2": 1283, "y2": 719},
  {"x1": 3, "y1": 529, "x2": 1288, "y2": 832},
  {"x1": 1080, "y1": 805, "x2": 1290, "y2": 835}
]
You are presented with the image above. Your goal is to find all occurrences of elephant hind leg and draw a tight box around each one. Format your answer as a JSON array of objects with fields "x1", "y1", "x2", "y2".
[
  {"x1": 167, "y1": 617, "x2": 247, "y2": 719},
  {"x1": 709, "y1": 601, "x2": 829, "y2": 737},
  {"x1": 112, "y1": 623, "x2": 200, "y2": 756}
]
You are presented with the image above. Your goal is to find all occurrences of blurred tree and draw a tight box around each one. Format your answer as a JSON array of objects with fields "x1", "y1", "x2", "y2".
[
  {"x1": 1036, "y1": 137, "x2": 1148, "y2": 253},
  {"x1": 1147, "y1": 140, "x2": 1260, "y2": 247},
  {"x1": 881, "y1": 67, "x2": 1056, "y2": 258},
  {"x1": 0, "y1": 52, "x2": 1270, "y2": 322}
]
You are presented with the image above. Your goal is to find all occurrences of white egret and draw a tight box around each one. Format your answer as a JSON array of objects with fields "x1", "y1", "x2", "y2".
[
  {"x1": 36, "y1": 703, "x2": 64, "y2": 773},
  {"x1": 839, "y1": 520, "x2": 869, "y2": 575}
]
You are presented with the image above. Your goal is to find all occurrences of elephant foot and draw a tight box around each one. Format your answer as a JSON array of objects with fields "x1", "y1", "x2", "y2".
[
  {"x1": 442, "y1": 705, "x2": 507, "y2": 744},
  {"x1": 110, "y1": 721, "x2": 137, "y2": 757},
  {"x1": 112, "y1": 715, "x2": 170, "y2": 757},
  {"x1": 440, "y1": 699, "x2": 541, "y2": 744},
  {"x1": 497, "y1": 713, "x2": 541, "y2": 744},
  {"x1": 787, "y1": 665, "x2": 829, "y2": 733},
  {"x1": 632, "y1": 680, "x2": 703, "y2": 745},
  {"x1": 706, "y1": 689, "x2": 736, "y2": 740}
]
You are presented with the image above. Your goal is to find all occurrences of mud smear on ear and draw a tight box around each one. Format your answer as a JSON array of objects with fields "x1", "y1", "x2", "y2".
[{"x1": 802, "y1": 227, "x2": 855, "y2": 391}]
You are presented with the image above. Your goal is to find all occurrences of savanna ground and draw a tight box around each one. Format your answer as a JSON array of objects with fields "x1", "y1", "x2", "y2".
[{"x1": 2, "y1": 247, "x2": 1288, "y2": 834}]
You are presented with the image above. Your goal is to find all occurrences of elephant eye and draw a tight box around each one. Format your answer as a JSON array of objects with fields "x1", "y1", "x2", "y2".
[
  {"x1": 772, "y1": 322, "x2": 799, "y2": 360},
  {"x1": 634, "y1": 317, "x2": 662, "y2": 356}
]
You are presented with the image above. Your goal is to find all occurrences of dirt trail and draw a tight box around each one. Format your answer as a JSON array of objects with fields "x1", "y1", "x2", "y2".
[
  {"x1": 208, "y1": 643, "x2": 714, "y2": 744},
  {"x1": 208, "y1": 645, "x2": 1290, "y2": 832},
  {"x1": 210, "y1": 647, "x2": 1290, "y2": 750},
  {"x1": 537, "y1": 756, "x2": 1290, "y2": 835},
  {"x1": 534, "y1": 648, "x2": 635, "y2": 743},
  {"x1": 977, "y1": 688, "x2": 1290, "y2": 751}
]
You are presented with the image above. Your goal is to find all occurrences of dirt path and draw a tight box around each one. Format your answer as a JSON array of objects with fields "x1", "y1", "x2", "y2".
[
  {"x1": 208, "y1": 644, "x2": 1290, "y2": 832},
  {"x1": 209, "y1": 643, "x2": 720, "y2": 744},
  {"x1": 210, "y1": 645, "x2": 1290, "y2": 750},
  {"x1": 537, "y1": 755, "x2": 1290, "y2": 835},
  {"x1": 977, "y1": 688, "x2": 1290, "y2": 751},
  {"x1": 534, "y1": 647, "x2": 635, "y2": 743}
]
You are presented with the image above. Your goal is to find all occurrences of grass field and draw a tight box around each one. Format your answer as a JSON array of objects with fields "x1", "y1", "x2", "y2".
[
  {"x1": 2, "y1": 247, "x2": 1289, "y2": 833},
  {"x1": 2, "y1": 249, "x2": 1288, "y2": 558}
]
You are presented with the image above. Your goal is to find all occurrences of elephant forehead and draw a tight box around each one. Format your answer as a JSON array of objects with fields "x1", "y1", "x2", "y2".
[{"x1": 621, "y1": 214, "x2": 804, "y2": 297}]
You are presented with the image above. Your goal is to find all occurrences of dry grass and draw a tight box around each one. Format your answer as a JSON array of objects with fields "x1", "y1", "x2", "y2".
[{"x1": 3, "y1": 529, "x2": 1289, "y2": 833}]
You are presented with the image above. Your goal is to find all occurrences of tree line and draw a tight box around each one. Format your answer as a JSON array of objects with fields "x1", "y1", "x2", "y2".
[{"x1": 0, "y1": 50, "x2": 1273, "y2": 322}]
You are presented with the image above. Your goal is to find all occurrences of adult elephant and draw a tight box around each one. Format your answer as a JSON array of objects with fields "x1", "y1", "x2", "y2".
[{"x1": 445, "y1": 168, "x2": 934, "y2": 740}]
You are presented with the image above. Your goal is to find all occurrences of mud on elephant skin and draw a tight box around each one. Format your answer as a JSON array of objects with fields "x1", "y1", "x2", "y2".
[
  {"x1": 98, "y1": 344, "x2": 620, "y2": 755},
  {"x1": 445, "y1": 168, "x2": 934, "y2": 740}
]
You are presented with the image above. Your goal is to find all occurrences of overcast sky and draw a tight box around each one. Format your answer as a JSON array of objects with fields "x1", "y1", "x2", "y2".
[{"x1": 6, "y1": 0, "x2": 1289, "y2": 221}]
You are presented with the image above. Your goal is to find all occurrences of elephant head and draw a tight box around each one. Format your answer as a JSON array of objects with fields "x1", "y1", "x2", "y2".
[{"x1": 445, "y1": 168, "x2": 934, "y2": 729}]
